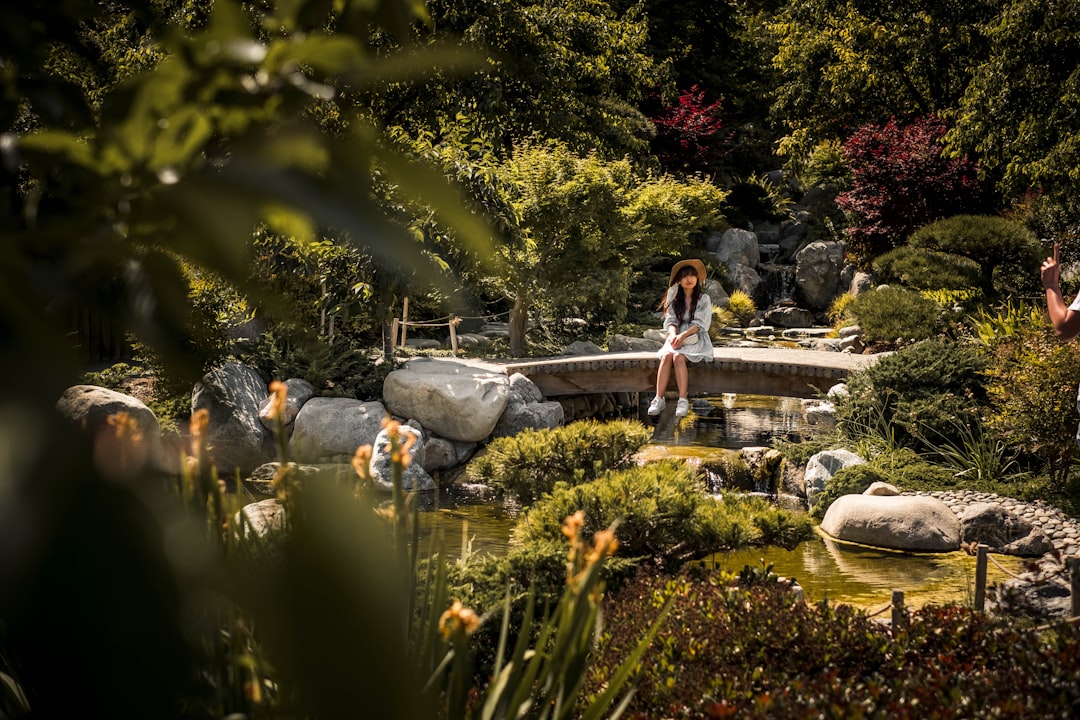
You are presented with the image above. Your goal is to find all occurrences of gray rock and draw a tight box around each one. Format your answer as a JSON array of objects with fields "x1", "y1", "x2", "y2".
[
  {"x1": 608, "y1": 334, "x2": 664, "y2": 352},
  {"x1": 368, "y1": 423, "x2": 435, "y2": 492},
  {"x1": 716, "y1": 228, "x2": 760, "y2": 269},
  {"x1": 192, "y1": 362, "x2": 274, "y2": 476},
  {"x1": 795, "y1": 241, "x2": 844, "y2": 311},
  {"x1": 563, "y1": 340, "x2": 605, "y2": 356},
  {"x1": 56, "y1": 384, "x2": 175, "y2": 477},
  {"x1": 421, "y1": 436, "x2": 476, "y2": 472},
  {"x1": 763, "y1": 305, "x2": 815, "y2": 328},
  {"x1": 288, "y1": 397, "x2": 387, "y2": 462},
  {"x1": 959, "y1": 502, "x2": 1056, "y2": 557},
  {"x1": 820, "y1": 494, "x2": 961, "y2": 552},
  {"x1": 236, "y1": 499, "x2": 287, "y2": 543},
  {"x1": 492, "y1": 398, "x2": 564, "y2": 439},
  {"x1": 805, "y1": 448, "x2": 866, "y2": 508},
  {"x1": 257, "y1": 377, "x2": 316, "y2": 431},
  {"x1": 382, "y1": 358, "x2": 510, "y2": 443},
  {"x1": 863, "y1": 481, "x2": 900, "y2": 496}
]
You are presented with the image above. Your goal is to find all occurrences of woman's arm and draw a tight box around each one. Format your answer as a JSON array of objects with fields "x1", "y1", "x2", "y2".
[{"x1": 1042, "y1": 245, "x2": 1080, "y2": 341}]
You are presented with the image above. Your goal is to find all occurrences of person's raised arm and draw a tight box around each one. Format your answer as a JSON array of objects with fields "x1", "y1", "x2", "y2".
[{"x1": 1042, "y1": 242, "x2": 1080, "y2": 341}]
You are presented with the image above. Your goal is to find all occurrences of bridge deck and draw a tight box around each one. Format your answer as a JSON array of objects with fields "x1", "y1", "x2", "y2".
[{"x1": 503, "y1": 348, "x2": 881, "y2": 399}]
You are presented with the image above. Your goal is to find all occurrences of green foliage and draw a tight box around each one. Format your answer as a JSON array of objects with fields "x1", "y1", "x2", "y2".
[
  {"x1": 725, "y1": 289, "x2": 757, "y2": 327},
  {"x1": 586, "y1": 570, "x2": 1080, "y2": 718},
  {"x1": 845, "y1": 287, "x2": 944, "y2": 344},
  {"x1": 871, "y1": 246, "x2": 982, "y2": 291},
  {"x1": 490, "y1": 140, "x2": 725, "y2": 356},
  {"x1": 466, "y1": 419, "x2": 652, "y2": 505},
  {"x1": 808, "y1": 463, "x2": 887, "y2": 520},
  {"x1": 79, "y1": 362, "x2": 139, "y2": 391},
  {"x1": 908, "y1": 215, "x2": 1043, "y2": 298},
  {"x1": 770, "y1": 0, "x2": 999, "y2": 161},
  {"x1": 720, "y1": 174, "x2": 794, "y2": 227},
  {"x1": 948, "y1": 0, "x2": 1080, "y2": 209},
  {"x1": 512, "y1": 462, "x2": 814, "y2": 568},
  {"x1": 835, "y1": 339, "x2": 990, "y2": 455},
  {"x1": 970, "y1": 300, "x2": 1045, "y2": 346},
  {"x1": 984, "y1": 320, "x2": 1080, "y2": 484},
  {"x1": 238, "y1": 326, "x2": 389, "y2": 401},
  {"x1": 800, "y1": 138, "x2": 851, "y2": 189}
]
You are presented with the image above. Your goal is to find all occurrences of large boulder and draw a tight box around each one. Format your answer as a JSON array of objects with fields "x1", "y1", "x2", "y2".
[
  {"x1": 288, "y1": 397, "x2": 387, "y2": 462},
  {"x1": 820, "y1": 494, "x2": 961, "y2": 552},
  {"x1": 795, "y1": 241, "x2": 844, "y2": 311},
  {"x1": 715, "y1": 228, "x2": 760, "y2": 269},
  {"x1": 56, "y1": 384, "x2": 175, "y2": 477},
  {"x1": 382, "y1": 358, "x2": 510, "y2": 443},
  {"x1": 191, "y1": 362, "x2": 273, "y2": 476}
]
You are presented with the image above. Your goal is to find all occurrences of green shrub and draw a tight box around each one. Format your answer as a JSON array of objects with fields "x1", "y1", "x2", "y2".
[
  {"x1": 909, "y1": 214, "x2": 1043, "y2": 299},
  {"x1": 238, "y1": 325, "x2": 389, "y2": 401},
  {"x1": 465, "y1": 419, "x2": 652, "y2": 504},
  {"x1": 846, "y1": 286, "x2": 944, "y2": 343},
  {"x1": 984, "y1": 321, "x2": 1080, "y2": 484},
  {"x1": 871, "y1": 245, "x2": 982, "y2": 291},
  {"x1": 584, "y1": 569, "x2": 1080, "y2": 719},
  {"x1": 725, "y1": 289, "x2": 757, "y2": 327},
  {"x1": 512, "y1": 462, "x2": 814, "y2": 567},
  {"x1": 835, "y1": 339, "x2": 989, "y2": 455},
  {"x1": 808, "y1": 464, "x2": 888, "y2": 519}
]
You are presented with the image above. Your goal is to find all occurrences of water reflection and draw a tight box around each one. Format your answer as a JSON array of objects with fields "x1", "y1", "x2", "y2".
[
  {"x1": 645, "y1": 393, "x2": 808, "y2": 449},
  {"x1": 707, "y1": 530, "x2": 1022, "y2": 610},
  {"x1": 416, "y1": 393, "x2": 1023, "y2": 610}
]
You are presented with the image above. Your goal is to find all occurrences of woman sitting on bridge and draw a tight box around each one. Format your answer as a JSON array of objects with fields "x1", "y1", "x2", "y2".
[{"x1": 649, "y1": 258, "x2": 714, "y2": 418}]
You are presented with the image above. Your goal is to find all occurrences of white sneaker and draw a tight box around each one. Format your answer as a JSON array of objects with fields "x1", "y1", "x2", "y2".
[
  {"x1": 647, "y1": 396, "x2": 666, "y2": 415},
  {"x1": 675, "y1": 398, "x2": 690, "y2": 418}
]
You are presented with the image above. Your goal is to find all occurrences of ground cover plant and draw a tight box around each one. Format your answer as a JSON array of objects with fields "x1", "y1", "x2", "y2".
[{"x1": 583, "y1": 568, "x2": 1080, "y2": 718}]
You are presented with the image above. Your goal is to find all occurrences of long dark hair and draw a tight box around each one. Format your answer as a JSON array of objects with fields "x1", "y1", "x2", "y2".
[{"x1": 662, "y1": 265, "x2": 702, "y2": 322}]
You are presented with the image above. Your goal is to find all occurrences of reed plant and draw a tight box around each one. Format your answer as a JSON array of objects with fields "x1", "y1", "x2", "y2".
[{"x1": 1, "y1": 382, "x2": 669, "y2": 719}]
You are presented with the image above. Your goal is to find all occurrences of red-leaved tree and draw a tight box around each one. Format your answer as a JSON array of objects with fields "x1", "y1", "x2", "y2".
[
  {"x1": 650, "y1": 85, "x2": 729, "y2": 175},
  {"x1": 836, "y1": 115, "x2": 983, "y2": 267}
]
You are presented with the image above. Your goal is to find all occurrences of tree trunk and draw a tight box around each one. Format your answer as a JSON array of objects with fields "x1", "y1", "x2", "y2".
[{"x1": 509, "y1": 295, "x2": 528, "y2": 358}]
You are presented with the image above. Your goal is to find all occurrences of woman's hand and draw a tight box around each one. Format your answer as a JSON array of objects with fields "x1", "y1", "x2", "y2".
[
  {"x1": 1042, "y1": 242, "x2": 1061, "y2": 290},
  {"x1": 670, "y1": 332, "x2": 683, "y2": 349}
]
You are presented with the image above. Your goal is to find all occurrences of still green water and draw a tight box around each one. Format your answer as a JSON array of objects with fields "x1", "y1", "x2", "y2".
[{"x1": 418, "y1": 394, "x2": 1024, "y2": 610}]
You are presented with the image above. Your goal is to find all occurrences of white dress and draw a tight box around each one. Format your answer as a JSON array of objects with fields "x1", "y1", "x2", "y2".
[{"x1": 657, "y1": 285, "x2": 714, "y2": 362}]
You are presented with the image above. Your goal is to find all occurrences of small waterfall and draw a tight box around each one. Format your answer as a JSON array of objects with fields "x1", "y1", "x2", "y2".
[{"x1": 759, "y1": 263, "x2": 797, "y2": 304}]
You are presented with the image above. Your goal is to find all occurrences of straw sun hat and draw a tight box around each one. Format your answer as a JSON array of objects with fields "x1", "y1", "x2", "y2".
[{"x1": 668, "y1": 258, "x2": 707, "y2": 286}]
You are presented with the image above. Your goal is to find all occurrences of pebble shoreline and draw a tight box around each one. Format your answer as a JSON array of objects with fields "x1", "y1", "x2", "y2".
[{"x1": 907, "y1": 489, "x2": 1080, "y2": 559}]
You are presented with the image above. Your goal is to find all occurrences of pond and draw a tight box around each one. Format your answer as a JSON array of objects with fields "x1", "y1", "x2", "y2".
[{"x1": 418, "y1": 393, "x2": 1024, "y2": 610}]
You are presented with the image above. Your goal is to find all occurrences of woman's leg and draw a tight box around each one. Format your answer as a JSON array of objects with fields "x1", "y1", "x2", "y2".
[
  {"x1": 655, "y1": 353, "x2": 673, "y2": 396},
  {"x1": 673, "y1": 354, "x2": 689, "y2": 398}
]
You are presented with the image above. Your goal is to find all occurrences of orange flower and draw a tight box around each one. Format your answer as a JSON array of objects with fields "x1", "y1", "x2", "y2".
[
  {"x1": 439, "y1": 599, "x2": 480, "y2": 639},
  {"x1": 352, "y1": 445, "x2": 373, "y2": 480},
  {"x1": 266, "y1": 380, "x2": 288, "y2": 421}
]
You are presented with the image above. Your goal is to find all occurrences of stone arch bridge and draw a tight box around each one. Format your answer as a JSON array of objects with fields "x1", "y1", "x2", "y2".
[{"x1": 503, "y1": 347, "x2": 883, "y2": 399}]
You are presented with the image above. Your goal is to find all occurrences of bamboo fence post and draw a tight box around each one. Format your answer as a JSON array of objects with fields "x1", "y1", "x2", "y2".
[
  {"x1": 974, "y1": 543, "x2": 989, "y2": 612},
  {"x1": 449, "y1": 316, "x2": 460, "y2": 354},
  {"x1": 891, "y1": 590, "x2": 905, "y2": 629},
  {"x1": 400, "y1": 297, "x2": 409, "y2": 348}
]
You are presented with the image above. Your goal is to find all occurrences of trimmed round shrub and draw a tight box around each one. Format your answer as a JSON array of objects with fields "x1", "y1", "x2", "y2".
[
  {"x1": 909, "y1": 214, "x2": 1042, "y2": 298},
  {"x1": 846, "y1": 286, "x2": 944, "y2": 343},
  {"x1": 871, "y1": 245, "x2": 982, "y2": 291}
]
